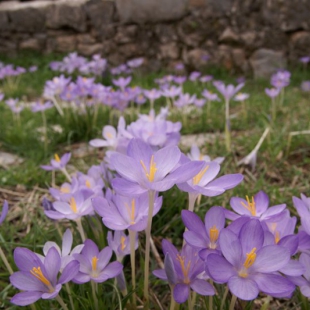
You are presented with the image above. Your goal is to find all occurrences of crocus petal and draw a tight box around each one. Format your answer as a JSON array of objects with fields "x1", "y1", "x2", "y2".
[
  {"x1": 41, "y1": 283, "x2": 62, "y2": 299},
  {"x1": 278, "y1": 235, "x2": 298, "y2": 256},
  {"x1": 219, "y1": 229, "x2": 242, "y2": 267},
  {"x1": 153, "y1": 269, "x2": 167, "y2": 280},
  {"x1": 254, "y1": 191, "x2": 269, "y2": 214},
  {"x1": 205, "y1": 206, "x2": 226, "y2": 234},
  {"x1": 10, "y1": 271, "x2": 46, "y2": 292},
  {"x1": 298, "y1": 231, "x2": 310, "y2": 252},
  {"x1": 44, "y1": 247, "x2": 61, "y2": 286},
  {"x1": 299, "y1": 253, "x2": 310, "y2": 281},
  {"x1": 253, "y1": 245, "x2": 290, "y2": 273},
  {"x1": 14, "y1": 247, "x2": 42, "y2": 272},
  {"x1": 112, "y1": 178, "x2": 147, "y2": 196},
  {"x1": 184, "y1": 231, "x2": 208, "y2": 248},
  {"x1": 260, "y1": 204, "x2": 286, "y2": 221},
  {"x1": 170, "y1": 161, "x2": 205, "y2": 183},
  {"x1": 100, "y1": 261, "x2": 123, "y2": 279},
  {"x1": 228, "y1": 276, "x2": 259, "y2": 300},
  {"x1": 227, "y1": 216, "x2": 250, "y2": 234},
  {"x1": 207, "y1": 174, "x2": 243, "y2": 190},
  {"x1": 72, "y1": 273, "x2": 91, "y2": 284},
  {"x1": 239, "y1": 219, "x2": 264, "y2": 254},
  {"x1": 127, "y1": 138, "x2": 153, "y2": 166},
  {"x1": 89, "y1": 139, "x2": 109, "y2": 148},
  {"x1": 293, "y1": 196, "x2": 308, "y2": 217},
  {"x1": 43, "y1": 242, "x2": 61, "y2": 256},
  {"x1": 59, "y1": 260, "x2": 80, "y2": 284},
  {"x1": 82, "y1": 239, "x2": 99, "y2": 262},
  {"x1": 279, "y1": 259, "x2": 305, "y2": 276},
  {"x1": 97, "y1": 247, "x2": 113, "y2": 271},
  {"x1": 254, "y1": 273, "x2": 295, "y2": 298},
  {"x1": 230, "y1": 197, "x2": 252, "y2": 216},
  {"x1": 164, "y1": 253, "x2": 177, "y2": 284},
  {"x1": 62, "y1": 229, "x2": 73, "y2": 257},
  {"x1": 153, "y1": 146, "x2": 180, "y2": 180},
  {"x1": 110, "y1": 153, "x2": 143, "y2": 183},
  {"x1": 11, "y1": 291, "x2": 42, "y2": 306},
  {"x1": 206, "y1": 254, "x2": 236, "y2": 283},
  {"x1": 181, "y1": 210, "x2": 206, "y2": 235},
  {"x1": 173, "y1": 283, "x2": 190, "y2": 303},
  {"x1": 197, "y1": 162, "x2": 220, "y2": 186},
  {"x1": 190, "y1": 279, "x2": 215, "y2": 296}
]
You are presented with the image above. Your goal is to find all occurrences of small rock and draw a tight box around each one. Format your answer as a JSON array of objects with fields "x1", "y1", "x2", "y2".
[
  {"x1": 159, "y1": 42, "x2": 180, "y2": 60},
  {"x1": 20, "y1": 38, "x2": 42, "y2": 50},
  {"x1": 249, "y1": 48, "x2": 286, "y2": 79},
  {"x1": 55, "y1": 35, "x2": 77, "y2": 53},
  {"x1": 77, "y1": 43, "x2": 103, "y2": 56},
  {"x1": 184, "y1": 48, "x2": 210, "y2": 69},
  {"x1": 0, "y1": 152, "x2": 23, "y2": 168},
  {"x1": 115, "y1": 0, "x2": 188, "y2": 24},
  {"x1": 219, "y1": 27, "x2": 239, "y2": 44}
]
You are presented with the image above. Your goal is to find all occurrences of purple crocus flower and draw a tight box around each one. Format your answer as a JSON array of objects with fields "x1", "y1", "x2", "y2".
[
  {"x1": 173, "y1": 75, "x2": 187, "y2": 84},
  {"x1": 234, "y1": 93, "x2": 249, "y2": 101},
  {"x1": 177, "y1": 157, "x2": 243, "y2": 198},
  {"x1": 161, "y1": 86, "x2": 182, "y2": 99},
  {"x1": 144, "y1": 89, "x2": 162, "y2": 101},
  {"x1": 127, "y1": 58, "x2": 144, "y2": 68},
  {"x1": 301, "y1": 81, "x2": 310, "y2": 92},
  {"x1": 153, "y1": 240, "x2": 214, "y2": 303},
  {"x1": 288, "y1": 253, "x2": 310, "y2": 297},
  {"x1": 93, "y1": 191, "x2": 162, "y2": 231},
  {"x1": 225, "y1": 190, "x2": 286, "y2": 223},
  {"x1": 271, "y1": 70, "x2": 290, "y2": 89},
  {"x1": 174, "y1": 63, "x2": 185, "y2": 71},
  {"x1": 112, "y1": 76, "x2": 132, "y2": 90},
  {"x1": 200, "y1": 75, "x2": 213, "y2": 83},
  {"x1": 111, "y1": 138, "x2": 204, "y2": 196},
  {"x1": 37, "y1": 229, "x2": 84, "y2": 271},
  {"x1": 265, "y1": 87, "x2": 280, "y2": 98},
  {"x1": 174, "y1": 93, "x2": 196, "y2": 108},
  {"x1": 0, "y1": 200, "x2": 8, "y2": 225},
  {"x1": 300, "y1": 56, "x2": 310, "y2": 64},
  {"x1": 189, "y1": 71, "x2": 201, "y2": 82},
  {"x1": 206, "y1": 219, "x2": 295, "y2": 300},
  {"x1": 202, "y1": 90, "x2": 220, "y2": 102},
  {"x1": 213, "y1": 81, "x2": 244, "y2": 102},
  {"x1": 0, "y1": 92, "x2": 4, "y2": 101},
  {"x1": 194, "y1": 98, "x2": 206, "y2": 108},
  {"x1": 31, "y1": 101, "x2": 53, "y2": 113},
  {"x1": 187, "y1": 144, "x2": 224, "y2": 164},
  {"x1": 41, "y1": 153, "x2": 71, "y2": 171},
  {"x1": 182, "y1": 207, "x2": 226, "y2": 259},
  {"x1": 73, "y1": 239, "x2": 123, "y2": 283},
  {"x1": 10, "y1": 247, "x2": 79, "y2": 306},
  {"x1": 44, "y1": 191, "x2": 93, "y2": 220},
  {"x1": 107, "y1": 230, "x2": 138, "y2": 261},
  {"x1": 28, "y1": 66, "x2": 38, "y2": 73}
]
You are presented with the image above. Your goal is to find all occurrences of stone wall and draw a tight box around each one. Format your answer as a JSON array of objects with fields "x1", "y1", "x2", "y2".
[{"x1": 1, "y1": 0, "x2": 310, "y2": 77}]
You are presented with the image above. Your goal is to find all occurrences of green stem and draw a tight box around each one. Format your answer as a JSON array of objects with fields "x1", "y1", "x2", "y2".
[
  {"x1": 0, "y1": 246, "x2": 13, "y2": 274},
  {"x1": 229, "y1": 294, "x2": 237, "y2": 310},
  {"x1": 91, "y1": 281, "x2": 99, "y2": 310},
  {"x1": 61, "y1": 168, "x2": 72, "y2": 183},
  {"x1": 208, "y1": 280, "x2": 213, "y2": 310},
  {"x1": 30, "y1": 304, "x2": 37, "y2": 310},
  {"x1": 225, "y1": 99, "x2": 231, "y2": 152},
  {"x1": 169, "y1": 289, "x2": 176, "y2": 310},
  {"x1": 41, "y1": 110, "x2": 48, "y2": 155},
  {"x1": 143, "y1": 190, "x2": 156, "y2": 304},
  {"x1": 129, "y1": 229, "x2": 137, "y2": 306},
  {"x1": 188, "y1": 193, "x2": 198, "y2": 212},
  {"x1": 65, "y1": 282, "x2": 75, "y2": 310},
  {"x1": 51, "y1": 96, "x2": 64, "y2": 117},
  {"x1": 76, "y1": 218, "x2": 86, "y2": 242},
  {"x1": 188, "y1": 291, "x2": 193, "y2": 310},
  {"x1": 56, "y1": 295, "x2": 69, "y2": 310},
  {"x1": 220, "y1": 286, "x2": 229, "y2": 310}
]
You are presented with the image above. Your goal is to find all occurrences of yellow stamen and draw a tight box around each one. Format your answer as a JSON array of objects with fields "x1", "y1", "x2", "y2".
[
  {"x1": 199, "y1": 154, "x2": 204, "y2": 161},
  {"x1": 121, "y1": 236, "x2": 126, "y2": 251},
  {"x1": 70, "y1": 197, "x2": 78, "y2": 213},
  {"x1": 176, "y1": 254, "x2": 191, "y2": 284},
  {"x1": 61, "y1": 186, "x2": 70, "y2": 193},
  {"x1": 92, "y1": 256, "x2": 98, "y2": 271},
  {"x1": 85, "y1": 180, "x2": 91, "y2": 188},
  {"x1": 209, "y1": 225, "x2": 219, "y2": 249},
  {"x1": 54, "y1": 154, "x2": 61, "y2": 162},
  {"x1": 270, "y1": 223, "x2": 277, "y2": 232},
  {"x1": 240, "y1": 196, "x2": 256, "y2": 216},
  {"x1": 140, "y1": 155, "x2": 157, "y2": 182},
  {"x1": 193, "y1": 165, "x2": 209, "y2": 185},
  {"x1": 106, "y1": 132, "x2": 113, "y2": 139},
  {"x1": 275, "y1": 231, "x2": 280, "y2": 244},
  {"x1": 30, "y1": 267, "x2": 54, "y2": 292},
  {"x1": 239, "y1": 247, "x2": 257, "y2": 278}
]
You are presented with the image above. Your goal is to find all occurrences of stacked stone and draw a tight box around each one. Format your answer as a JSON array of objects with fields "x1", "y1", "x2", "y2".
[{"x1": 0, "y1": 0, "x2": 310, "y2": 77}]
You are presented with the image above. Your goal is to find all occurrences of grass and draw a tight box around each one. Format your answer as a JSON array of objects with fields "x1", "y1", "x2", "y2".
[{"x1": 0, "y1": 51, "x2": 310, "y2": 309}]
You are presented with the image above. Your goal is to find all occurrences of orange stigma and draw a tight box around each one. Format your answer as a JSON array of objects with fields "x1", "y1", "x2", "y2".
[
  {"x1": 140, "y1": 155, "x2": 157, "y2": 182},
  {"x1": 193, "y1": 165, "x2": 209, "y2": 185},
  {"x1": 241, "y1": 196, "x2": 256, "y2": 216}
]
